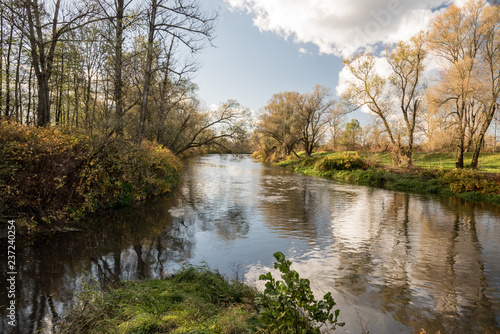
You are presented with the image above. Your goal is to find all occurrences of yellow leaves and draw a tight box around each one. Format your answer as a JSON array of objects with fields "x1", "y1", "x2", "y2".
[
  {"x1": 1, "y1": 120, "x2": 182, "y2": 229},
  {"x1": 441, "y1": 169, "x2": 500, "y2": 194}
]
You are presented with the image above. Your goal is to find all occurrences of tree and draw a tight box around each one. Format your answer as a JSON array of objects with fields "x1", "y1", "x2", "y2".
[
  {"x1": 327, "y1": 103, "x2": 348, "y2": 150},
  {"x1": 470, "y1": 2, "x2": 500, "y2": 167},
  {"x1": 342, "y1": 34, "x2": 426, "y2": 166},
  {"x1": 259, "y1": 91, "x2": 302, "y2": 157},
  {"x1": 341, "y1": 119, "x2": 362, "y2": 151},
  {"x1": 427, "y1": 0, "x2": 500, "y2": 168},
  {"x1": 295, "y1": 84, "x2": 335, "y2": 157},
  {"x1": 257, "y1": 86, "x2": 335, "y2": 159},
  {"x1": 8, "y1": 0, "x2": 99, "y2": 126},
  {"x1": 136, "y1": 0, "x2": 216, "y2": 143},
  {"x1": 386, "y1": 33, "x2": 426, "y2": 165},
  {"x1": 163, "y1": 99, "x2": 249, "y2": 156}
]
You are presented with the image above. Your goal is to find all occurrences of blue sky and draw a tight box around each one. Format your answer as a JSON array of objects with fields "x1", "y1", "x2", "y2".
[
  {"x1": 193, "y1": 0, "x2": 461, "y2": 122},
  {"x1": 195, "y1": 2, "x2": 344, "y2": 113}
]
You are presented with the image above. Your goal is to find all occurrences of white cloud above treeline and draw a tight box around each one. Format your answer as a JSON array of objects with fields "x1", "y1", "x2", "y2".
[{"x1": 224, "y1": 0, "x2": 460, "y2": 58}]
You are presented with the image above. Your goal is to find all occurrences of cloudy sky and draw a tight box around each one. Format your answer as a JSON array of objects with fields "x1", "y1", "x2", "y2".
[{"x1": 194, "y1": 0, "x2": 462, "y2": 121}]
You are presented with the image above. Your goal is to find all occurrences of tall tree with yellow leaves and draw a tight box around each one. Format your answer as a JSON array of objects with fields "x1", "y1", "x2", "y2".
[
  {"x1": 428, "y1": 0, "x2": 499, "y2": 168},
  {"x1": 342, "y1": 34, "x2": 426, "y2": 166}
]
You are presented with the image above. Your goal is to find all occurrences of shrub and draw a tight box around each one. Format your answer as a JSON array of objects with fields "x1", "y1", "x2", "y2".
[
  {"x1": 0, "y1": 120, "x2": 88, "y2": 228},
  {"x1": 314, "y1": 153, "x2": 365, "y2": 172},
  {"x1": 171, "y1": 264, "x2": 256, "y2": 306},
  {"x1": 77, "y1": 138, "x2": 182, "y2": 212},
  {"x1": 440, "y1": 169, "x2": 500, "y2": 194},
  {"x1": 299, "y1": 157, "x2": 318, "y2": 167},
  {"x1": 256, "y1": 252, "x2": 344, "y2": 333},
  {"x1": 0, "y1": 120, "x2": 181, "y2": 231}
]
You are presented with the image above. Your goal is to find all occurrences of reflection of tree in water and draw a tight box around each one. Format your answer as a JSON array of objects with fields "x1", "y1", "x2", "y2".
[
  {"x1": 257, "y1": 171, "x2": 321, "y2": 242},
  {"x1": 433, "y1": 197, "x2": 497, "y2": 332},
  {"x1": 2, "y1": 157, "x2": 500, "y2": 333},
  {"x1": 329, "y1": 191, "x2": 499, "y2": 333},
  {"x1": 335, "y1": 250, "x2": 374, "y2": 296},
  {"x1": 0, "y1": 196, "x2": 197, "y2": 333},
  {"x1": 177, "y1": 157, "x2": 252, "y2": 241},
  {"x1": 375, "y1": 194, "x2": 499, "y2": 332},
  {"x1": 0, "y1": 156, "x2": 260, "y2": 333},
  {"x1": 377, "y1": 193, "x2": 413, "y2": 326}
]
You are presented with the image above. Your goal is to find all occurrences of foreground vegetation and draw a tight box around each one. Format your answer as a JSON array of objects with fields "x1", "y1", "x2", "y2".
[
  {"x1": 271, "y1": 151, "x2": 500, "y2": 205},
  {"x1": 0, "y1": 120, "x2": 182, "y2": 233},
  {"x1": 59, "y1": 252, "x2": 343, "y2": 334}
]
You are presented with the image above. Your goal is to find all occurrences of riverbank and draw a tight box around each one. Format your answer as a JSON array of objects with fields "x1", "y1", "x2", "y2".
[
  {"x1": 59, "y1": 266, "x2": 259, "y2": 333},
  {"x1": 58, "y1": 253, "x2": 344, "y2": 333},
  {"x1": 0, "y1": 120, "x2": 182, "y2": 234},
  {"x1": 272, "y1": 151, "x2": 500, "y2": 205}
]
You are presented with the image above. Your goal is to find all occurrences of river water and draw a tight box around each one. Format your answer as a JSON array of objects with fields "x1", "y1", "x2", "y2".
[{"x1": 1, "y1": 155, "x2": 500, "y2": 333}]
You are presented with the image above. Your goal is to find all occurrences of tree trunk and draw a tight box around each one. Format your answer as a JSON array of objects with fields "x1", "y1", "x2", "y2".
[
  {"x1": 0, "y1": 12, "x2": 4, "y2": 115},
  {"x1": 14, "y1": 29, "x2": 24, "y2": 122},
  {"x1": 74, "y1": 73, "x2": 80, "y2": 128},
  {"x1": 137, "y1": 0, "x2": 157, "y2": 143},
  {"x1": 470, "y1": 138, "x2": 483, "y2": 169},
  {"x1": 5, "y1": 22, "x2": 14, "y2": 118},
  {"x1": 36, "y1": 76, "x2": 51, "y2": 126},
  {"x1": 27, "y1": 65, "x2": 33, "y2": 124},
  {"x1": 470, "y1": 105, "x2": 496, "y2": 169},
  {"x1": 157, "y1": 37, "x2": 175, "y2": 143},
  {"x1": 456, "y1": 145, "x2": 465, "y2": 169},
  {"x1": 114, "y1": 0, "x2": 125, "y2": 135},
  {"x1": 55, "y1": 56, "x2": 64, "y2": 124}
]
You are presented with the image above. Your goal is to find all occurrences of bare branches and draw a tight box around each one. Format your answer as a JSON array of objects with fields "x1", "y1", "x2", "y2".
[
  {"x1": 257, "y1": 85, "x2": 335, "y2": 158},
  {"x1": 342, "y1": 34, "x2": 427, "y2": 165}
]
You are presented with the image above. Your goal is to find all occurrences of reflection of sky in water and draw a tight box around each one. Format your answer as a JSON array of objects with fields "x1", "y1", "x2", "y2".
[{"x1": 1, "y1": 155, "x2": 500, "y2": 333}]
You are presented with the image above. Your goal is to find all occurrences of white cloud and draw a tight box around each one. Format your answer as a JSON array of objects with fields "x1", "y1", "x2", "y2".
[
  {"x1": 225, "y1": 0, "x2": 460, "y2": 58},
  {"x1": 298, "y1": 47, "x2": 309, "y2": 54}
]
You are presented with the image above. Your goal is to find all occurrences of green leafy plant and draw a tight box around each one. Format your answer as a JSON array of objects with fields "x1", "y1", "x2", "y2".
[
  {"x1": 440, "y1": 169, "x2": 500, "y2": 194},
  {"x1": 314, "y1": 153, "x2": 365, "y2": 171},
  {"x1": 0, "y1": 120, "x2": 181, "y2": 232},
  {"x1": 256, "y1": 252, "x2": 344, "y2": 333}
]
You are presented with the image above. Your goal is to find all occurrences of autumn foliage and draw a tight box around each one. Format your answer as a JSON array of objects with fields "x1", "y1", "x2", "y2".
[
  {"x1": 314, "y1": 153, "x2": 366, "y2": 172},
  {"x1": 0, "y1": 120, "x2": 181, "y2": 232}
]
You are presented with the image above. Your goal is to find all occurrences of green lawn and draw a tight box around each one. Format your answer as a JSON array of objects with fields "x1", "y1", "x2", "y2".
[
  {"x1": 279, "y1": 150, "x2": 500, "y2": 205},
  {"x1": 307, "y1": 151, "x2": 500, "y2": 173}
]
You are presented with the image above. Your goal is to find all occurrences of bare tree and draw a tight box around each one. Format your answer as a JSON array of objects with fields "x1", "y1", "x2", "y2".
[
  {"x1": 164, "y1": 99, "x2": 249, "y2": 156},
  {"x1": 136, "y1": 0, "x2": 216, "y2": 143},
  {"x1": 343, "y1": 34, "x2": 426, "y2": 166},
  {"x1": 427, "y1": 0, "x2": 499, "y2": 168},
  {"x1": 295, "y1": 84, "x2": 335, "y2": 157},
  {"x1": 5, "y1": 0, "x2": 100, "y2": 126}
]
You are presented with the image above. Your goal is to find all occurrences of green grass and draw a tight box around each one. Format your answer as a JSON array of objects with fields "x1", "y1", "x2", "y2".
[
  {"x1": 276, "y1": 151, "x2": 500, "y2": 205},
  {"x1": 59, "y1": 266, "x2": 258, "y2": 334},
  {"x1": 304, "y1": 151, "x2": 500, "y2": 173}
]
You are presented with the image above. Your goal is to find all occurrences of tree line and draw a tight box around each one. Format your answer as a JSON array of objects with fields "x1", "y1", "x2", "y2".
[
  {"x1": 0, "y1": 0, "x2": 248, "y2": 156},
  {"x1": 2, "y1": 0, "x2": 499, "y2": 166},
  {"x1": 254, "y1": 0, "x2": 500, "y2": 168}
]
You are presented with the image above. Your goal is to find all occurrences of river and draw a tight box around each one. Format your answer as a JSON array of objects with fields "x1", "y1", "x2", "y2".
[{"x1": 1, "y1": 155, "x2": 500, "y2": 333}]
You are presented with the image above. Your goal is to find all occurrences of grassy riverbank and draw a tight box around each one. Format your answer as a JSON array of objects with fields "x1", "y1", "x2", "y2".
[
  {"x1": 0, "y1": 120, "x2": 182, "y2": 234},
  {"x1": 59, "y1": 253, "x2": 343, "y2": 333},
  {"x1": 59, "y1": 266, "x2": 259, "y2": 334},
  {"x1": 273, "y1": 151, "x2": 500, "y2": 205}
]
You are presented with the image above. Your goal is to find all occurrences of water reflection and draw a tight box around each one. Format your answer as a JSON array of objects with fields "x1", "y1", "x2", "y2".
[{"x1": 1, "y1": 155, "x2": 499, "y2": 333}]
